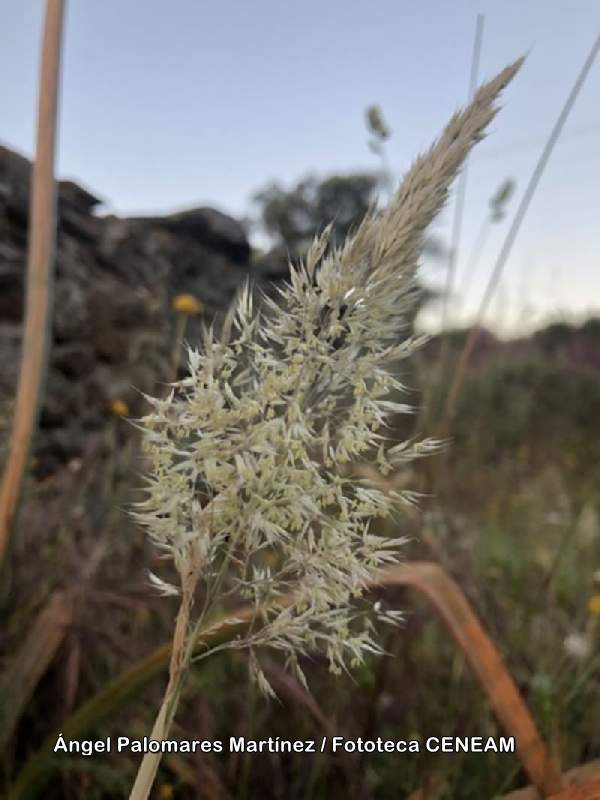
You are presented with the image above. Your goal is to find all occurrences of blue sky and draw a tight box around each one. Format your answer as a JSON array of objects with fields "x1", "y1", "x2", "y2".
[{"x1": 2, "y1": 1, "x2": 600, "y2": 333}]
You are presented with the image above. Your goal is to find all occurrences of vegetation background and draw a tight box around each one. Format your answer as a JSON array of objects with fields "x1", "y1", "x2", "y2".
[{"x1": 1, "y1": 3, "x2": 599, "y2": 798}]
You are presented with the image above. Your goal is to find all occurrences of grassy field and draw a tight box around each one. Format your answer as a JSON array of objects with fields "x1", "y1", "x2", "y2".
[{"x1": 2, "y1": 320, "x2": 598, "y2": 799}]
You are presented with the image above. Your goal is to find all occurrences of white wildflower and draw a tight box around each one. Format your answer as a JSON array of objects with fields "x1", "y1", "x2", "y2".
[{"x1": 563, "y1": 632, "x2": 591, "y2": 660}]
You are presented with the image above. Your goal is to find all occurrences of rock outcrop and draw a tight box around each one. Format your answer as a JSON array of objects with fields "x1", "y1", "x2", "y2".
[
  {"x1": 0, "y1": 144, "x2": 276, "y2": 574},
  {"x1": 0, "y1": 144, "x2": 260, "y2": 478}
]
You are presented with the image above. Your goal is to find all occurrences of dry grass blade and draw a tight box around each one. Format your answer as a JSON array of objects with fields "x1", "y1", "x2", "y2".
[
  {"x1": 0, "y1": 590, "x2": 73, "y2": 753},
  {"x1": 0, "y1": 0, "x2": 66, "y2": 563},
  {"x1": 8, "y1": 562, "x2": 562, "y2": 799},
  {"x1": 546, "y1": 774, "x2": 600, "y2": 800},
  {"x1": 373, "y1": 564, "x2": 564, "y2": 797},
  {"x1": 502, "y1": 762, "x2": 600, "y2": 799},
  {"x1": 261, "y1": 657, "x2": 334, "y2": 735}
]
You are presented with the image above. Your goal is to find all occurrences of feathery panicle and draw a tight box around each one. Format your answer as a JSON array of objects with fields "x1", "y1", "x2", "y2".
[{"x1": 134, "y1": 59, "x2": 523, "y2": 688}]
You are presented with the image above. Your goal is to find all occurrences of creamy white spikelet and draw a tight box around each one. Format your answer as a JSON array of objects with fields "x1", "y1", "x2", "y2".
[{"x1": 133, "y1": 58, "x2": 523, "y2": 689}]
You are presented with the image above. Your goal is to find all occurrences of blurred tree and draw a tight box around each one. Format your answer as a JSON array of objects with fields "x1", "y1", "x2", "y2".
[
  {"x1": 253, "y1": 170, "x2": 446, "y2": 264},
  {"x1": 251, "y1": 172, "x2": 381, "y2": 260}
]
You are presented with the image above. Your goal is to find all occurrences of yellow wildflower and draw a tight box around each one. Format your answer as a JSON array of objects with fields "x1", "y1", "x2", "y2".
[
  {"x1": 173, "y1": 293, "x2": 203, "y2": 314},
  {"x1": 159, "y1": 784, "x2": 174, "y2": 800},
  {"x1": 588, "y1": 595, "x2": 600, "y2": 615},
  {"x1": 110, "y1": 399, "x2": 129, "y2": 417}
]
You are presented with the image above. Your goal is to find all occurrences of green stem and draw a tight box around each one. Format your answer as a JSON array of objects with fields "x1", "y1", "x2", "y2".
[
  {"x1": 128, "y1": 557, "x2": 199, "y2": 800},
  {"x1": 7, "y1": 608, "x2": 256, "y2": 800}
]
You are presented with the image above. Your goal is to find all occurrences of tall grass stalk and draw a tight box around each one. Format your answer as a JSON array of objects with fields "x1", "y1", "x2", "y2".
[
  {"x1": 439, "y1": 13, "x2": 485, "y2": 338},
  {"x1": 128, "y1": 59, "x2": 522, "y2": 800},
  {"x1": 455, "y1": 177, "x2": 516, "y2": 310},
  {"x1": 439, "y1": 32, "x2": 600, "y2": 436},
  {"x1": 0, "y1": 0, "x2": 65, "y2": 564}
]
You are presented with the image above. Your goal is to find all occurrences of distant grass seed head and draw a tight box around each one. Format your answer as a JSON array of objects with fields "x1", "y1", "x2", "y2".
[{"x1": 134, "y1": 59, "x2": 523, "y2": 689}]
